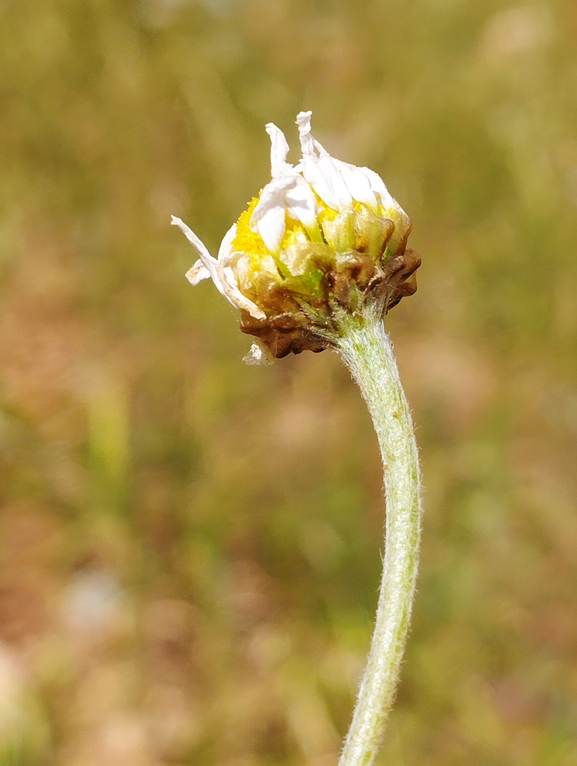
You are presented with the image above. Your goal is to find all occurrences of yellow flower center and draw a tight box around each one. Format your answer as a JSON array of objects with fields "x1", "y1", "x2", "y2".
[
  {"x1": 233, "y1": 194, "x2": 317, "y2": 266},
  {"x1": 232, "y1": 197, "x2": 269, "y2": 262}
]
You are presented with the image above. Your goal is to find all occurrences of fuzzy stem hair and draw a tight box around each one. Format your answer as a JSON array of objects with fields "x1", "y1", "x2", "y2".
[{"x1": 336, "y1": 307, "x2": 422, "y2": 766}]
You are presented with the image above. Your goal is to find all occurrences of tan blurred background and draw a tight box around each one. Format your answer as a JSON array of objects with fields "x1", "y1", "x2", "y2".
[{"x1": 1, "y1": 0, "x2": 577, "y2": 764}]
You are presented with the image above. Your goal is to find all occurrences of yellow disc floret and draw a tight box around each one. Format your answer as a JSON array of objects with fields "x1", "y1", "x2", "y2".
[{"x1": 232, "y1": 197, "x2": 270, "y2": 264}]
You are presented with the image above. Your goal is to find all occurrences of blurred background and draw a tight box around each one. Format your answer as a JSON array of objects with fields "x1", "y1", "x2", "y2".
[{"x1": 1, "y1": 0, "x2": 577, "y2": 764}]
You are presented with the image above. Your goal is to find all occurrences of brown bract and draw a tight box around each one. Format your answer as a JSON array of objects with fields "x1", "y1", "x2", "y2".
[{"x1": 240, "y1": 247, "x2": 421, "y2": 359}]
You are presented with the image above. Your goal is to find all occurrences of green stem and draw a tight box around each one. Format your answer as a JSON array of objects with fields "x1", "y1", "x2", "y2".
[{"x1": 336, "y1": 308, "x2": 422, "y2": 766}]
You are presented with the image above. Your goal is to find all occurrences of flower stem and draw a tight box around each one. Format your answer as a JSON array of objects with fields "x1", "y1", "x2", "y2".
[{"x1": 336, "y1": 308, "x2": 422, "y2": 766}]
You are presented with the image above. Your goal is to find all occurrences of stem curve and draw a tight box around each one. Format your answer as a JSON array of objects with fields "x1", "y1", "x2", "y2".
[{"x1": 336, "y1": 308, "x2": 422, "y2": 766}]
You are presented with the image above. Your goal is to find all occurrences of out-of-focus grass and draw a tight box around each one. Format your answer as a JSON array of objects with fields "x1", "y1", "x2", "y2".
[{"x1": 1, "y1": 0, "x2": 577, "y2": 764}]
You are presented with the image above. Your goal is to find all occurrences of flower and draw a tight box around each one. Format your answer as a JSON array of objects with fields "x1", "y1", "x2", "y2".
[{"x1": 173, "y1": 111, "x2": 420, "y2": 361}]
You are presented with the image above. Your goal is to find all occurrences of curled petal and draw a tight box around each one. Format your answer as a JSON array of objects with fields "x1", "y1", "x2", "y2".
[
  {"x1": 296, "y1": 110, "x2": 333, "y2": 162},
  {"x1": 283, "y1": 178, "x2": 322, "y2": 242},
  {"x1": 335, "y1": 160, "x2": 380, "y2": 213},
  {"x1": 171, "y1": 216, "x2": 215, "y2": 265},
  {"x1": 253, "y1": 206, "x2": 285, "y2": 254},
  {"x1": 284, "y1": 180, "x2": 316, "y2": 221},
  {"x1": 185, "y1": 260, "x2": 211, "y2": 285},
  {"x1": 172, "y1": 215, "x2": 227, "y2": 297},
  {"x1": 295, "y1": 111, "x2": 315, "y2": 156},
  {"x1": 218, "y1": 222, "x2": 238, "y2": 262},
  {"x1": 296, "y1": 113, "x2": 353, "y2": 210},
  {"x1": 265, "y1": 123, "x2": 291, "y2": 177},
  {"x1": 173, "y1": 217, "x2": 266, "y2": 318},
  {"x1": 251, "y1": 173, "x2": 323, "y2": 252},
  {"x1": 301, "y1": 154, "x2": 353, "y2": 211},
  {"x1": 251, "y1": 182, "x2": 287, "y2": 253},
  {"x1": 296, "y1": 112, "x2": 395, "y2": 215},
  {"x1": 217, "y1": 252, "x2": 267, "y2": 319},
  {"x1": 358, "y1": 167, "x2": 399, "y2": 212},
  {"x1": 254, "y1": 121, "x2": 323, "y2": 249}
]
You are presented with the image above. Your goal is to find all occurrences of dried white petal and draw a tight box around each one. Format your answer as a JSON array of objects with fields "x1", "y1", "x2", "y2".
[
  {"x1": 335, "y1": 160, "x2": 380, "y2": 212},
  {"x1": 217, "y1": 222, "x2": 238, "y2": 262},
  {"x1": 243, "y1": 341, "x2": 275, "y2": 366},
  {"x1": 185, "y1": 260, "x2": 211, "y2": 285},
  {"x1": 252, "y1": 123, "x2": 322, "y2": 250},
  {"x1": 250, "y1": 182, "x2": 288, "y2": 253},
  {"x1": 295, "y1": 111, "x2": 315, "y2": 154},
  {"x1": 173, "y1": 217, "x2": 265, "y2": 317},
  {"x1": 217, "y1": 252, "x2": 267, "y2": 320},
  {"x1": 295, "y1": 112, "x2": 352, "y2": 210},
  {"x1": 171, "y1": 215, "x2": 227, "y2": 297},
  {"x1": 284, "y1": 179, "x2": 322, "y2": 242},
  {"x1": 358, "y1": 167, "x2": 399, "y2": 212},
  {"x1": 171, "y1": 216, "x2": 214, "y2": 264},
  {"x1": 265, "y1": 123, "x2": 291, "y2": 177},
  {"x1": 251, "y1": 172, "x2": 320, "y2": 252}
]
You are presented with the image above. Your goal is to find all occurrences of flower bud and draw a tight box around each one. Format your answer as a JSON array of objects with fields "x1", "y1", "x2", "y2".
[{"x1": 173, "y1": 112, "x2": 420, "y2": 361}]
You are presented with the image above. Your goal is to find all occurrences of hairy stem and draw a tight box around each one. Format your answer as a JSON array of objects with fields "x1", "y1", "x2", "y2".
[{"x1": 336, "y1": 308, "x2": 422, "y2": 766}]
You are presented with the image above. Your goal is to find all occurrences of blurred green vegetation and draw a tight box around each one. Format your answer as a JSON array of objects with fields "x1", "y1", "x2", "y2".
[{"x1": 1, "y1": 0, "x2": 577, "y2": 764}]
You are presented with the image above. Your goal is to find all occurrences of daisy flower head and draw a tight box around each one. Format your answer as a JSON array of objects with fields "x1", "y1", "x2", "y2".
[{"x1": 173, "y1": 112, "x2": 420, "y2": 362}]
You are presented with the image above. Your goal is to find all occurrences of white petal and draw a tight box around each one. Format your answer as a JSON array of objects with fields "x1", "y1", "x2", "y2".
[
  {"x1": 250, "y1": 179, "x2": 290, "y2": 252},
  {"x1": 252, "y1": 204, "x2": 286, "y2": 253},
  {"x1": 173, "y1": 216, "x2": 265, "y2": 320},
  {"x1": 335, "y1": 160, "x2": 379, "y2": 211},
  {"x1": 295, "y1": 111, "x2": 315, "y2": 156},
  {"x1": 251, "y1": 177, "x2": 291, "y2": 223},
  {"x1": 251, "y1": 173, "x2": 323, "y2": 250},
  {"x1": 295, "y1": 113, "x2": 353, "y2": 210},
  {"x1": 296, "y1": 111, "x2": 332, "y2": 163},
  {"x1": 217, "y1": 253, "x2": 267, "y2": 320},
  {"x1": 358, "y1": 167, "x2": 398, "y2": 211},
  {"x1": 218, "y1": 222, "x2": 238, "y2": 261},
  {"x1": 171, "y1": 216, "x2": 215, "y2": 264},
  {"x1": 171, "y1": 215, "x2": 227, "y2": 297},
  {"x1": 265, "y1": 123, "x2": 291, "y2": 177},
  {"x1": 284, "y1": 178, "x2": 322, "y2": 241},
  {"x1": 185, "y1": 260, "x2": 211, "y2": 285},
  {"x1": 300, "y1": 153, "x2": 353, "y2": 210},
  {"x1": 254, "y1": 119, "x2": 324, "y2": 248}
]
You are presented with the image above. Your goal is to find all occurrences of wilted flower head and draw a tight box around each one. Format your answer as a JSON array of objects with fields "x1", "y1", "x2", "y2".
[{"x1": 173, "y1": 111, "x2": 420, "y2": 361}]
